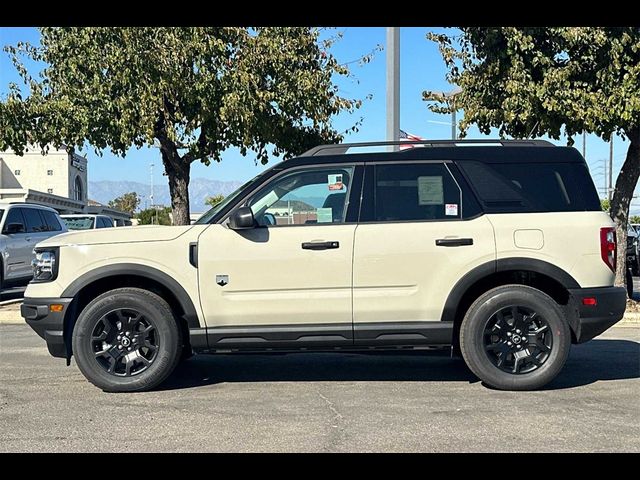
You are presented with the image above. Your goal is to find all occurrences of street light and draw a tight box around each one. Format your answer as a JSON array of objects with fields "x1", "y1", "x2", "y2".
[{"x1": 424, "y1": 86, "x2": 463, "y2": 140}]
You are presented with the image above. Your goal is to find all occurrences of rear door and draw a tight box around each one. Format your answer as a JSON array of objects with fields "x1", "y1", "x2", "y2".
[
  {"x1": 22, "y1": 207, "x2": 52, "y2": 248},
  {"x1": 352, "y1": 161, "x2": 496, "y2": 345}
]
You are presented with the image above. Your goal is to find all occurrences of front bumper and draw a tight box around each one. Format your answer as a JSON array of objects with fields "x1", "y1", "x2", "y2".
[
  {"x1": 21, "y1": 297, "x2": 73, "y2": 358},
  {"x1": 568, "y1": 286, "x2": 627, "y2": 343}
]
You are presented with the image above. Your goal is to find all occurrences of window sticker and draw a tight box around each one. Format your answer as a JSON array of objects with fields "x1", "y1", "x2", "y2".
[
  {"x1": 445, "y1": 203, "x2": 459, "y2": 216},
  {"x1": 316, "y1": 207, "x2": 333, "y2": 223},
  {"x1": 417, "y1": 176, "x2": 444, "y2": 205},
  {"x1": 251, "y1": 190, "x2": 279, "y2": 214},
  {"x1": 328, "y1": 174, "x2": 344, "y2": 191}
]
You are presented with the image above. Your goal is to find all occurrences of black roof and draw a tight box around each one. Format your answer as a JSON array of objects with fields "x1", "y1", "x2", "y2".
[{"x1": 278, "y1": 140, "x2": 586, "y2": 170}]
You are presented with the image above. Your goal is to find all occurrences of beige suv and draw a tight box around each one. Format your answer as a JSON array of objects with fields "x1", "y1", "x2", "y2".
[{"x1": 21, "y1": 140, "x2": 627, "y2": 392}]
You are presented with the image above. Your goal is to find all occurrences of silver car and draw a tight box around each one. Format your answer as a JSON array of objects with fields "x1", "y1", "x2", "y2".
[{"x1": 0, "y1": 203, "x2": 68, "y2": 289}]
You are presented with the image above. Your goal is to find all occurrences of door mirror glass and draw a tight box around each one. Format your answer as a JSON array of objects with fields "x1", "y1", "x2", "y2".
[
  {"x1": 4, "y1": 222, "x2": 25, "y2": 234},
  {"x1": 228, "y1": 206, "x2": 255, "y2": 230}
]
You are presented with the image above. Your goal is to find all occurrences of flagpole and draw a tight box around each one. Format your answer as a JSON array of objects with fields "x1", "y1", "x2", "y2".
[{"x1": 386, "y1": 27, "x2": 400, "y2": 151}]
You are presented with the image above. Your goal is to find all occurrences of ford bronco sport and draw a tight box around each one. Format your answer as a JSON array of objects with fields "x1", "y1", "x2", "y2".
[{"x1": 21, "y1": 139, "x2": 627, "y2": 392}]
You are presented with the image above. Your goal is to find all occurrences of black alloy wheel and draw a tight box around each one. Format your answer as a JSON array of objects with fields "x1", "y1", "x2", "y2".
[
  {"x1": 483, "y1": 305, "x2": 552, "y2": 375},
  {"x1": 92, "y1": 309, "x2": 159, "y2": 377}
]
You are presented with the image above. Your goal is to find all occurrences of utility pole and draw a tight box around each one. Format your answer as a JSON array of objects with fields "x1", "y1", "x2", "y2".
[
  {"x1": 386, "y1": 27, "x2": 400, "y2": 151},
  {"x1": 451, "y1": 110, "x2": 457, "y2": 140},
  {"x1": 609, "y1": 134, "x2": 614, "y2": 202},
  {"x1": 150, "y1": 163, "x2": 155, "y2": 225},
  {"x1": 582, "y1": 132, "x2": 586, "y2": 159}
]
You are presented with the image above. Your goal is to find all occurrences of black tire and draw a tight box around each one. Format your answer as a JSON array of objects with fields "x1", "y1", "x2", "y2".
[
  {"x1": 626, "y1": 268, "x2": 634, "y2": 298},
  {"x1": 460, "y1": 285, "x2": 571, "y2": 391},
  {"x1": 72, "y1": 287, "x2": 182, "y2": 392}
]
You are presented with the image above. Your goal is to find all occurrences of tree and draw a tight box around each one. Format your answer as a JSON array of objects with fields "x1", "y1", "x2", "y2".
[
  {"x1": 630, "y1": 215, "x2": 640, "y2": 224},
  {"x1": 136, "y1": 206, "x2": 172, "y2": 226},
  {"x1": 205, "y1": 194, "x2": 225, "y2": 208},
  {"x1": 108, "y1": 192, "x2": 140, "y2": 215},
  {"x1": 2, "y1": 28, "x2": 368, "y2": 225},
  {"x1": 426, "y1": 28, "x2": 640, "y2": 289},
  {"x1": 601, "y1": 199, "x2": 611, "y2": 212}
]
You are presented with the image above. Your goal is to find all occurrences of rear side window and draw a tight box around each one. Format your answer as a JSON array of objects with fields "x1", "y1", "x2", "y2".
[
  {"x1": 457, "y1": 161, "x2": 601, "y2": 213},
  {"x1": 372, "y1": 163, "x2": 462, "y2": 221},
  {"x1": 22, "y1": 208, "x2": 48, "y2": 232},
  {"x1": 41, "y1": 210, "x2": 63, "y2": 231}
]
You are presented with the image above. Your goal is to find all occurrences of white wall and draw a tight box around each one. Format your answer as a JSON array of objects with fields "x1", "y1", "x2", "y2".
[{"x1": 0, "y1": 147, "x2": 87, "y2": 201}]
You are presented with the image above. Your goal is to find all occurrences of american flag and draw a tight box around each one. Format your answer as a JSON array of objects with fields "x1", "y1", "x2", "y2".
[{"x1": 399, "y1": 129, "x2": 424, "y2": 149}]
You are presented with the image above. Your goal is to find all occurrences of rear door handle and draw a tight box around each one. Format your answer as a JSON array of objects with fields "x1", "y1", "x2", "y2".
[
  {"x1": 301, "y1": 241, "x2": 340, "y2": 250},
  {"x1": 435, "y1": 238, "x2": 473, "y2": 247}
]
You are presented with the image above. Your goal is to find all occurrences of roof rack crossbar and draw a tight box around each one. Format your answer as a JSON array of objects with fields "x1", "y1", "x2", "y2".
[{"x1": 300, "y1": 139, "x2": 554, "y2": 157}]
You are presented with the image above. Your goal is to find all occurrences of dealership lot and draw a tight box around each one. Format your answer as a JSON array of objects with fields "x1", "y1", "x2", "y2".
[{"x1": 0, "y1": 324, "x2": 638, "y2": 452}]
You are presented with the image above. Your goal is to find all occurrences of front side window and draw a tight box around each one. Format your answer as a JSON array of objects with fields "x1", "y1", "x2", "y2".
[
  {"x1": 248, "y1": 166, "x2": 354, "y2": 226},
  {"x1": 373, "y1": 163, "x2": 462, "y2": 222},
  {"x1": 2, "y1": 208, "x2": 25, "y2": 234}
]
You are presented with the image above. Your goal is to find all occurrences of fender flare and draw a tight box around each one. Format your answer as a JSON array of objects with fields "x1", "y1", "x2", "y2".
[
  {"x1": 61, "y1": 263, "x2": 201, "y2": 328},
  {"x1": 441, "y1": 258, "x2": 580, "y2": 323}
]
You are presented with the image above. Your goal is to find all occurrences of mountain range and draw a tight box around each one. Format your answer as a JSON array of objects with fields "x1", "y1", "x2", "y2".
[{"x1": 89, "y1": 178, "x2": 243, "y2": 213}]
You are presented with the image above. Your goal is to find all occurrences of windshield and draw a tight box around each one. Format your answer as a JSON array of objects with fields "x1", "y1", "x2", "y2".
[
  {"x1": 195, "y1": 171, "x2": 273, "y2": 224},
  {"x1": 62, "y1": 216, "x2": 95, "y2": 230}
]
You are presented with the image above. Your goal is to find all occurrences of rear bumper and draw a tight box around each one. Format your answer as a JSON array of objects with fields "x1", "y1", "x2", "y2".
[
  {"x1": 20, "y1": 297, "x2": 73, "y2": 358},
  {"x1": 568, "y1": 286, "x2": 627, "y2": 343}
]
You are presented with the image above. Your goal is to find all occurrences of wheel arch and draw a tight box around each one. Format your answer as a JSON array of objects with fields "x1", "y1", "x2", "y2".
[
  {"x1": 443, "y1": 258, "x2": 581, "y2": 353},
  {"x1": 60, "y1": 264, "x2": 201, "y2": 361}
]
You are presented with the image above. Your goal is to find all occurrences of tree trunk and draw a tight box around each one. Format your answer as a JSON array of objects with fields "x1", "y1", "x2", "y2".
[
  {"x1": 609, "y1": 127, "x2": 640, "y2": 293},
  {"x1": 161, "y1": 149, "x2": 192, "y2": 226}
]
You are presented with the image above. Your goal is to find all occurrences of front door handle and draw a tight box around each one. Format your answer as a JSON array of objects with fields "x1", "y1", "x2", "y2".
[
  {"x1": 301, "y1": 241, "x2": 340, "y2": 250},
  {"x1": 435, "y1": 238, "x2": 474, "y2": 247}
]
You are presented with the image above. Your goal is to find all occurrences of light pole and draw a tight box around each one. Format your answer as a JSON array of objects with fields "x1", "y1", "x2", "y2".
[
  {"x1": 424, "y1": 86, "x2": 463, "y2": 139},
  {"x1": 386, "y1": 27, "x2": 400, "y2": 151}
]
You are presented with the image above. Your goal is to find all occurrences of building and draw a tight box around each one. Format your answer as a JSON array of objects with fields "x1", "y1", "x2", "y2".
[{"x1": 0, "y1": 146, "x2": 131, "y2": 224}]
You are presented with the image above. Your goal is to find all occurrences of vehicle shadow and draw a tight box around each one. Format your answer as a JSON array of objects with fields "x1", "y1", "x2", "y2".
[{"x1": 159, "y1": 339, "x2": 639, "y2": 391}]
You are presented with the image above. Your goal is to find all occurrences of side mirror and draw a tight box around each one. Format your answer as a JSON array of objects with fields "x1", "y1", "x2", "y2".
[
  {"x1": 228, "y1": 206, "x2": 255, "y2": 230},
  {"x1": 4, "y1": 223, "x2": 25, "y2": 234}
]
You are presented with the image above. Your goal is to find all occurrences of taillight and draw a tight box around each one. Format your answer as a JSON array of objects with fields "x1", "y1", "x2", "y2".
[{"x1": 600, "y1": 227, "x2": 616, "y2": 272}]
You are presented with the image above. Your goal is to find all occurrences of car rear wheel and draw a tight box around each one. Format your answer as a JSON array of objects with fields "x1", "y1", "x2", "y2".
[
  {"x1": 460, "y1": 285, "x2": 571, "y2": 391},
  {"x1": 72, "y1": 287, "x2": 182, "y2": 392}
]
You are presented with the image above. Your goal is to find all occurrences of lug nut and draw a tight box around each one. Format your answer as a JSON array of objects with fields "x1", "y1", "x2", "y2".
[
  {"x1": 132, "y1": 338, "x2": 137, "y2": 343},
  {"x1": 516, "y1": 329, "x2": 521, "y2": 334},
  {"x1": 507, "y1": 332, "x2": 512, "y2": 337},
  {"x1": 118, "y1": 345, "x2": 123, "y2": 350},
  {"x1": 127, "y1": 347, "x2": 132, "y2": 351},
  {"x1": 517, "y1": 345, "x2": 522, "y2": 349},
  {"x1": 126, "y1": 332, "x2": 131, "y2": 337},
  {"x1": 507, "y1": 341, "x2": 512, "y2": 346}
]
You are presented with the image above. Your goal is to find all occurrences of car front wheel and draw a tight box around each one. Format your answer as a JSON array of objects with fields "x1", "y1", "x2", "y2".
[
  {"x1": 72, "y1": 287, "x2": 182, "y2": 392},
  {"x1": 460, "y1": 285, "x2": 571, "y2": 391}
]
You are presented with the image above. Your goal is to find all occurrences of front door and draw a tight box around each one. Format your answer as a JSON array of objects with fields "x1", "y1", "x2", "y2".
[
  {"x1": 2, "y1": 207, "x2": 32, "y2": 280},
  {"x1": 197, "y1": 165, "x2": 361, "y2": 349}
]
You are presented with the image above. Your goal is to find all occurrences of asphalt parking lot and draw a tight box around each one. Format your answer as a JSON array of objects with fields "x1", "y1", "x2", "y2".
[{"x1": 0, "y1": 324, "x2": 638, "y2": 452}]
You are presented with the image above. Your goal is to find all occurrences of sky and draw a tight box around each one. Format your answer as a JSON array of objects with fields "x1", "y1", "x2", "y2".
[{"x1": 0, "y1": 27, "x2": 632, "y2": 205}]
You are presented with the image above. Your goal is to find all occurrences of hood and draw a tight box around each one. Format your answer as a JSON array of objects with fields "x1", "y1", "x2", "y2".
[{"x1": 36, "y1": 225, "x2": 195, "y2": 248}]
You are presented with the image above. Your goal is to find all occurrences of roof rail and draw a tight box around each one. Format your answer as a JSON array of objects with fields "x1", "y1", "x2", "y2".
[{"x1": 300, "y1": 139, "x2": 554, "y2": 157}]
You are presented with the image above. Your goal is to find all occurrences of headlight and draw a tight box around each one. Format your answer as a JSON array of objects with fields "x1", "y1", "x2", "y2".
[{"x1": 31, "y1": 249, "x2": 58, "y2": 282}]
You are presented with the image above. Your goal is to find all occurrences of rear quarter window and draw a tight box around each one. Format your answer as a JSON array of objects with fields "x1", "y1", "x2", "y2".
[{"x1": 457, "y1": 161, "x2": 601, "y2": 213}]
